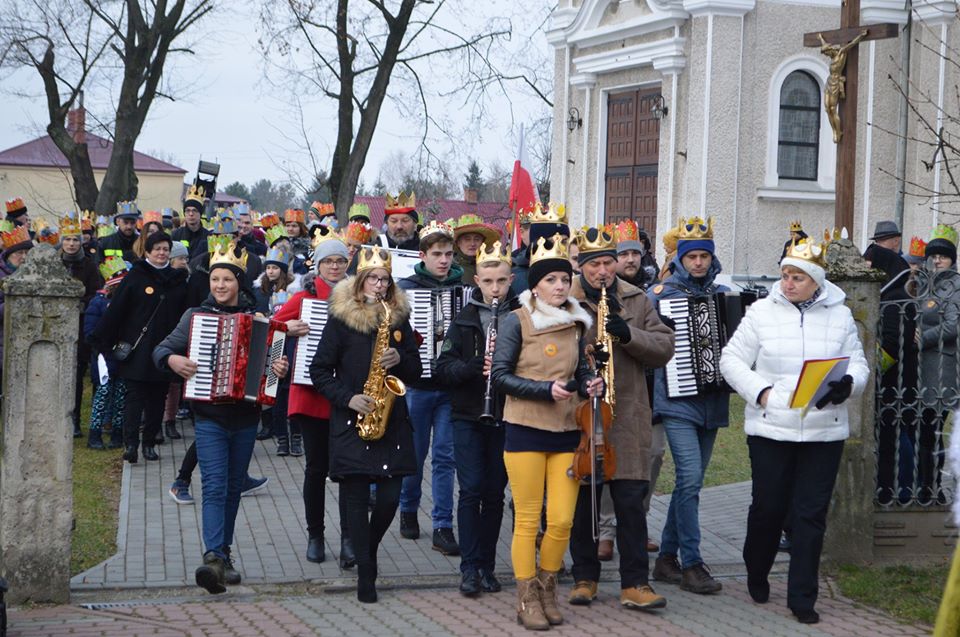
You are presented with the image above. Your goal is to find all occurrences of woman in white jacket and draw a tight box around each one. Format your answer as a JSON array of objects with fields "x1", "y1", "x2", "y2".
[{"x1": 719, "y1": 239, "x2": 869, "y2": 625}]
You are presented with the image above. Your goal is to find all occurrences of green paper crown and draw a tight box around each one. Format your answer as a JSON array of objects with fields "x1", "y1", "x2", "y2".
[
  {"x1": 931, "y1": 223, "x2": 958, "y2": 246},
  {"x1": 207, "y1": 234, "x2": 233, "y2": 256},
  {"x1": 97, "y1": 225, "x2": 116, "y2": 239},
  {"x1": 348, "y1": 203, "x2": 370, "y2": 219},
  {"x1": 99, "y1": 256, "x2": 129, "y2": 281},
  {"x1": 265, "y1": 224, "x2": 286, "y2": 246}
]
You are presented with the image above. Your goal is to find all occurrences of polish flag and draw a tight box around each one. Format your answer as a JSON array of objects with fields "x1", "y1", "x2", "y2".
[{"x1": 508, "y1": 125, "x2": 540, "y2": 250}]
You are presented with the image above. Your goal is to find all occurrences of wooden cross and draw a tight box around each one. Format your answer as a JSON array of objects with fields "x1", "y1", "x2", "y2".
[{"x1": 804, "y1": 0, "x2": 899, "y2": 236}]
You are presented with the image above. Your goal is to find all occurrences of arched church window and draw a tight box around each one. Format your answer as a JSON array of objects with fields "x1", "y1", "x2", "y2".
[{"x1": 777, "y1": 70, "x2": 821, "y2": 181}]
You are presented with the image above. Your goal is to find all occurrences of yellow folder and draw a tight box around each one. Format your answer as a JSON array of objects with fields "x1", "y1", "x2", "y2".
[{"x1": 789, "y1": 357, "x2": 850, "y2": 416}]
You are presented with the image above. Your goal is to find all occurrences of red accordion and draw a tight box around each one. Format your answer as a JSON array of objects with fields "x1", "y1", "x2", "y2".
[{"x1": 183, "y1": 313, "x2": 287, "y2": 405}]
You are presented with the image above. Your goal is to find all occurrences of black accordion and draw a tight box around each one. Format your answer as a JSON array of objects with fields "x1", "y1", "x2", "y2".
[{"x1": 659, "y1": 291, "x2": 759, "y2": 398}]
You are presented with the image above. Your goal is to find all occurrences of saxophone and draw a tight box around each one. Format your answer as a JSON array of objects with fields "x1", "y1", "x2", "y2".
[
  {"x1": 596, "y1": 283, "x2": 616, "y2": 415},
  {"x1": 356, "y1": 297, "x2": 407, "y2": 441}
]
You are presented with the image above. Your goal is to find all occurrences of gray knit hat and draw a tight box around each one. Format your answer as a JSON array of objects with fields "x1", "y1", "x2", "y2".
[
  {"x1": 170, "y1": 241, "x2": 189, "y2": 260},
  {"x1": 313, "y1": 238, "x2": 349, "y2": 268}
]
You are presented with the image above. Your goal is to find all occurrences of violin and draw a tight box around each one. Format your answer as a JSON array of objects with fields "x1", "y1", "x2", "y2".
[{"x1": 571, "y1": 348, "x2": 616, "y2": 483}]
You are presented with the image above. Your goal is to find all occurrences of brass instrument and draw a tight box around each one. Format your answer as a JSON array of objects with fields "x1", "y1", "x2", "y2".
[
  {"x1": 478, "y1": 297, "x2": 500, "y2": 426},
  {"x1": 596, "y1": 282, "x2": 616, "y2": 415},
  {"x1": 356, "y1": 297, "x2": 407, "y2": 441}
]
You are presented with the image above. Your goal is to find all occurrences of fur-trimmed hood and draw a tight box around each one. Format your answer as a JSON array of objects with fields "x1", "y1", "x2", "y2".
[
  {"x1": 328, "y1": 276, "x2": 412, "y2": 334},
  {"x1": 518, "y1": 289, "x2": 593, "y2": 331}
]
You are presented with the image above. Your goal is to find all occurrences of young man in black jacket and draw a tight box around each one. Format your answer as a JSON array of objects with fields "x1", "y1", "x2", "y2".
[{"x1": 436, "y1": 242, "x2": 517, "y2": 596}]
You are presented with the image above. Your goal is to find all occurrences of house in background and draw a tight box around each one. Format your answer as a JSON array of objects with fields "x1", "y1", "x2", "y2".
[
  {"x1": 355, "y1": 188, "x2": 512, "y2": 233},
  {"x1": 0, "y1": 107, "x2": 186, "y2": 220},
  {"x1": 547, "y1": 0, "x2": 958, "y2": 279}
]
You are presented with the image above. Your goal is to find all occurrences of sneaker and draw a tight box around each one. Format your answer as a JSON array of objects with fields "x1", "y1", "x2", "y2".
[
  {"x1": 240, "y1": 475, "x2": 269, "y2": 497},
  {"x1": 176, "y1": 407, "x2": 192, "y2": 421},
  {"x1": 290, "y1": 434, "x2": 304, "y2": 457},
  {"x1": 621, "y1": 585, "x2": 667, "y2": 611},
  {"x1": 680, "y1": 562, "x2": 722, "y2": 594},
  {"x1": 652, "y1": 554, "x2": 682, "y2": 585},
  {"x1": 432, "y1": 528, "x2": 460, "y2": 556},
  {"x1": 169, "y1": 480, "x2": 194, "y2": 505},
  {"x1": 399, "y1": 511, "x2": 420, "y2": 540},
  {"x1": 568, "y1": 580, "x2": 598, "y2": 606},
  {"x1": 276, "y1": 436, "x2": 290, "y2": 457}
]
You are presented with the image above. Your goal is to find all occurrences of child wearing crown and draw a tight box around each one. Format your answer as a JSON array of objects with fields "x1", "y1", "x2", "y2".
[
  {"x1": 154, "y1": 241, "x2": 290, "y2": 595},
  {"x1": 720, "y1": 238, "x2": 868, "y2": 624}
]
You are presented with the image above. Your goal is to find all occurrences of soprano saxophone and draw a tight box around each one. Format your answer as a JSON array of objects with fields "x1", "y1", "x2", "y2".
[{"x1": 356, "y1": 297, "x2": 407, "y2": 441}]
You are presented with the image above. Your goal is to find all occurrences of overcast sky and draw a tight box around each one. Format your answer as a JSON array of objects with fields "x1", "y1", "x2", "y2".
[{"x1": 0, "y1": 1, "x2": 553, "y2": 195}]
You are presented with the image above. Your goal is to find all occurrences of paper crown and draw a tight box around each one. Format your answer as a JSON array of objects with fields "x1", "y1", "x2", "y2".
[
  {"x1": 60, "y1": 211, "x2": 83, "y2": 237},
  {"x1": 95, "y1": 214, "x2": 110, "y2": 226},
  {"x1": 909, "y1": 236, "x2": 928, "y2": 258},
  {"x1": 284, "y1": 208, "x2": 306, "y2": 224},
  {"x1": 310, "y1": 202, "x2": 335, "y2": 218},
  {"x1": 265, "y1": 224, "x2": 286, "y2": 246},
  {"x1": 575, "y1": 226, "x2": 617, "y2": 254},
  {"x1": 211, "y1": 213, "x2": 237, "y2": 235},
  {"x1": 97, "y1": 224, "x2": 116, "y2": 239},
  {"x1": 142, "y1": 210, "x2": 163, "y2": 226},
  {"x1": 677, "y1": 216, "x2": 713, "y2": 241},
  {"x1": 115, "y1": 201, "x2": 140, "y2": 218},
  {"x1": 385, "y1": 191, "x2": 416, "y2": 212},
  {"x1": 613, "y1": 219, "x2": 639, "y2": 243},
  {"x1": 343, "y1": 221, "x2": 373, "y2": 244},
  {"x1": 418, "y1": 220, "x2": 454, "y2": 241},
  {"x1": 184, "y1": 184, "x2": 207, "y2": 207},
  {"x1": 80, "y1": 210, "x2": 95, "y2": 231},
  {"x1": 209, "y1": 240, "x2": 248, "y2": 270},
  {"x1": 931, "y1": 223, "x2": 958, "y2": 246},
  {"x1": 265, "y1": 246, "x2": 290, "y2": 266},
  {"x1": 32, "y1": 218, "x2": 48, "y2": 234},
  {"x1": 452, "y1": 214, "x2": 500, "y2": 243},
  {"x1": 270, "y1": 291, "x2": 291, "y2": 308},
  {"x1": 476, "y1": 240, "x2": 512, "y2": 267},
  {"x1": 200, "y1": 215, "x2": 215, "y2": 230},
  {"x1": 260, "y1": 212, "x2": 281, "y2": 228},
  {"x1": 99, "y1": 256, "x2": 130, "y2": 281},
  {"x1": 530, "y1": 233, "x2": 570, "y2": 265},
  {"x1": 207, "y1": 234, "x2": 232, "y2": 256},
  {"x1": 233, "y1": 203, "x2": 250, "y2": 217},
  {"x1": 310, "y1": 224, "x2": 338, "y2": 248},
  {"x1": 527, "y1": 202, "x2": 567, "y2": 224},
  {"x1": 0, "y1": 221, "x2": 31, "y2": 250},
  {"x1": 789, "y1": 220, "x2": 804, "y2": 233},
  {"x1": 37, "y1": 227, "x2": 60, "y2": 246},
  {"x1": 784, "y1": 237, "x2": 828, "y2": 268},
  {"x1": 358, "y1": 246, "x2": 392, "y2": 273},
  {"x1": 349, "y1": 203, "x2": 371, "y2": 220},
  {"x1": 5, "y1": 197, "x2": 26, "y2": 215}
]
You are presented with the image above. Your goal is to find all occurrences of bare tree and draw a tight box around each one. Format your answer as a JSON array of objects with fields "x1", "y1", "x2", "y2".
[
  {"x1": 0, "y1": 0, "x2": 213, "y2": 213},
  {"x1": 259, "y1": 0, "x2": 553, "y2": 225}
]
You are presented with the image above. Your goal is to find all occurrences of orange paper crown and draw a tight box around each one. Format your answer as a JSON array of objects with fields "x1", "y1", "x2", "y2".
[
  {"x1": 614, "y1": 219, "x2": 639, "y2": 243},
  {"x1": 909, "y1": 236, "x2": 927, "y2": 258},
  {"x1": 1, "y1": 222, "x2": 31, "y2": 250},
  {"x1": 5, "y1": 197, "x2": 26, "y2": 215},
  {"x1": 142, "y1": 210, "x2": 163, "y2": 225},
  {"x1": 284, "y1": 208, "x2": 306, "y2": 224},
  {"x1": 60, "y1": 211, "x2": 83, "y2": 237},
  {"x1": 260, "y1": 212, "x2": 281, "y2": 228},
  {"x1": 37, "y1": 228, "x2": 60, "y2": 246},
  {"x1": 310, "y1": 202, "x2": 335, "y2": 218},
  {"x1": 343, "y1": 221, "x2": 374, "y2": 244}
]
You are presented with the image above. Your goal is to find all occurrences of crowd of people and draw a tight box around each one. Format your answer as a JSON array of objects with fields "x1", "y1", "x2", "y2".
[{"x1": 1, "y1": 188, "x2": 957, "y2": 629}]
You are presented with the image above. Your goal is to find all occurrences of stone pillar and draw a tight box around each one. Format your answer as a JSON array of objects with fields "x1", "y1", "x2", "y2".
[
  {"x1": 0, "y1": 244, "x2": 83, "y2": 604},
  {"x1": 823, "y1": 238, "x2": 884, "y2": 563}
]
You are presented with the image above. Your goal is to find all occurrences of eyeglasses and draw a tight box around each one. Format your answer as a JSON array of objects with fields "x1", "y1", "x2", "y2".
[
  {"x1": 367, "y1": 276, "x2": 392, "y2": 287},
  {"x1": 320, "y1": 258, "x2": 348, "y2": 267}
]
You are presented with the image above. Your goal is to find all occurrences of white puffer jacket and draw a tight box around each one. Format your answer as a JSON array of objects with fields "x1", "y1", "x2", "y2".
[{"x1": 719, "y1": 280, "x2": 870, "y2": 442}]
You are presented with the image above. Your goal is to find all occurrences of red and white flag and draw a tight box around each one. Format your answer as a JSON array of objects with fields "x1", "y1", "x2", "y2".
[{"x1": 508, "y1": 125, "x2": 540, "y2": 250}]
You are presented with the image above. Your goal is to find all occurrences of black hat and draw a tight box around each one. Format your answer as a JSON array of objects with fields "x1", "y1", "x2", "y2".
[
  {"x1": 870, "y1": 220, "x2": 902, "y2": 241},
  {"x1": 925, "y1": 238, "x2": 957, "y2": 264}
]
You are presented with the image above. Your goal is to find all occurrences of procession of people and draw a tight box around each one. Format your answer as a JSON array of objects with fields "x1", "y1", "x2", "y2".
[{"x1": 4, "y1": 187, "x2": 959, "y2": 628}]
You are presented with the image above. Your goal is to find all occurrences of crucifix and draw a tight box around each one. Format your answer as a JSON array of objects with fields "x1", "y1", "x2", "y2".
[{"x1": 804, "y1": 0, "x2": 899, "y2": 235}]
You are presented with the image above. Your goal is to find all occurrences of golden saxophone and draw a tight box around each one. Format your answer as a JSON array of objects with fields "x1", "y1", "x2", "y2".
[
  {"x1": 356, "y1": 296, "x2": 407, "y2": 441},
  {"x1": 596, "y1": 282, "x2": 616, "y2": 415}
]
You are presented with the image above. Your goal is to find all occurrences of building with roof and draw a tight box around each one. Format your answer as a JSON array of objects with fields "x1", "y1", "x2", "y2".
[
  {"x1": 0, "y1": 108, "x2": 186, "y2": 220},
  {"x1": 354, "y1": 189, "x2": 512, "y2": 233}
]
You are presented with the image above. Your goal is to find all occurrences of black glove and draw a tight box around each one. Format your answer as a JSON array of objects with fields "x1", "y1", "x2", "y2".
[
  {"x1": 605, "y1": 314, "x2": 632, "y2": 343},
  {"x1": 467, "y1": 356, "x2": 485, "y2": 376},
  {"x1": 815, "y1": 374, "x2": 854, "y2": 410},
  {"x1": 656, "y1": 312, "x2": 676, "y2": 331}
]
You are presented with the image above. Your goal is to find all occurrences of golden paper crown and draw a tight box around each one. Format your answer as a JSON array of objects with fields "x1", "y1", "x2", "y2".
[
  {"x1": 789, "y1": 220, "x2": 804, "y2": 233},
  {"x1": 60, "y1": 211, "x2": 83, "y2": 237},
  {"x1": 0, "y1": 222, "x2": 31, "y2": 250},
  {"x1": 385, "y1": 191, "x2": 416, "y2": 212},
  {"x1": 284, "y1": 208, "x2": 305, "y2": 224},
  {"x1": 575, "y1": 226, "x2": 617, "y2": 254},
  {"x1": 418, "y1": 220, "x2": 454, "y2": 241},
  {"x1": 358, "y1": 246, "x2": 392, "y2": 273},
  {"x1": 343, "y1": 221, "x2": 373, "y2": 244},
  {"x1": 530, "y1": 233, "x2": 570, "y2": 265},
  {"x1": 184, "y1": 184, "x2": 207, "y2": 205},
  {"x1": 311, "y1": 224, "x2": 338, "y2": 248},
  {"x1": 909, "y1": 236, "x2": 927, "y2": 258},
  {"x1": 209, "y1": 240, "x2": 248, "y2": 270},
  {"x1": 5, "y1": 197, "x2": 26, "y2": 214},
  {"x1": 81, "y1": 210, "x2": 95, "y2": 231},
  {"x1": 32, "y1": 217, "x2": 48, "y2": 234},
  {"x1": 784, "y1": 238, "x2": 827, "y2": 268},
  {"x1": 476, "y1": 240, "x2": 512, "y2": 267},
  {"x1": 677, "y1": 216, "x2": 713, "y2": 241},
  {"x1": 528, "y1": 202, "x2": 567, "y2": 224}
]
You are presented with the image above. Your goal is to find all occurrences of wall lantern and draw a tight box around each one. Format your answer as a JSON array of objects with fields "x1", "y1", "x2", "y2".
[
  {"x1": 651, "y1": 94, "x2": 669, "y2": 120},
  {"x1": 566, "y1": 107, "x2": 583, "y2": 132}
]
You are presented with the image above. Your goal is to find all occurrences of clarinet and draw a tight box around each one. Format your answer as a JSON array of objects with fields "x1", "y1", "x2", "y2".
[{"x1": 478, "y1": 298, "x2": 500, "y2": 426}]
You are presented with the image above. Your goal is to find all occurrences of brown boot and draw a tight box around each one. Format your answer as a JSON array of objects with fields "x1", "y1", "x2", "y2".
[
  {"x1": 516, "y1": 578, "x2": 550, "y2": 631},
  {"x1": 568, "y1": 580, "x2": 598, "y2": 606},
  {"x1": 537, "y1": 569, "x2": 564, "y2": 625}
]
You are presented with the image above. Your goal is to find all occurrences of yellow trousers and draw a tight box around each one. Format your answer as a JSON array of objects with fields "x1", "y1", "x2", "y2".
[
  {"x1": 934, "y1": 544, "x2": 960, "y2": 636},
  {"x1": 504, "y1": 451, "x2": 580, "y2": 580}
]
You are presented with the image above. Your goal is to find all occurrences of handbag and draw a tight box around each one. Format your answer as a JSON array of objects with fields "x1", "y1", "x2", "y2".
[{"x1": 112, "y1": 294, "x2": 165, "y2": 361}]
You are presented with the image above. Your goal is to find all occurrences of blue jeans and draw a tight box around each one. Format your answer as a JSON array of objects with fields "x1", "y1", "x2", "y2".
[
  {"x1": 453, "y1": 419, "x2": 507, "y2": 573},
  {"x1": 195, "y1": 418, "x2": 258, "y2": 558},
  {"x1": 400, "y1": 388, "x2": 455, "y2": 529},
  {"x1": 660, "y1": 417, "x2": 718, "y2": 569}
]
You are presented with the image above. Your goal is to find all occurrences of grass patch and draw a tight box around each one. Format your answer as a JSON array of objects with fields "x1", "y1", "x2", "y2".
[
  {"x1": 655, "y1": 394, "x2": 750, "y2": 494},
  {"x1": 71, "y1": 382, "x2": 123, "y2": 576},
  {"x1": 831, "y1": 562, "x2": 950, "y2": 626}
]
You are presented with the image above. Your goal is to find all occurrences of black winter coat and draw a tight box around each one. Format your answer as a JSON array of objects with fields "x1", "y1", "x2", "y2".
[
  {"x1": 63, "y1": 251, "x2": 103, "y2": 362},
  {"x1": 172, "y1": 225, "x2": 210, "y2": 261},
  {"x1": 91, "y1": 260, "x2": 188, "y2": 382},
  {"x1": 435, "y1": 288, "x2": 520, "y2": 422},
  {"x1": 309, "y1": 280, "x2": 422, "y2": 480},
  {"x1": 97, "y1": 231, "x2": 138, "y2": 264}
]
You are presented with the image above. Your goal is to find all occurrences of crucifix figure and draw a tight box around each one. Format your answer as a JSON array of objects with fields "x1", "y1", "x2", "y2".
[{"x1": 804, "y1": 0, "x2": 900, "y2": 235}]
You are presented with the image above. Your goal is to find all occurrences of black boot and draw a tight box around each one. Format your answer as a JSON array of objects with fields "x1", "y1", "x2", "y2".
[
  {"x1": 276, "y1": 435, "x2": 290, "y2": 457},
  {"x1": 340, "y1": 536, "x2": 357, "y2": 569},
  {"x1": 154, "y1": 430, "x2": 165, "y2": 445},
  {"x1": 73, "y1": 419, "x2": 83, "y2": 439},
  {"x1": 107, "y1": 426, "x2": 124, "y2": 449},
  {"x1": 256, "y1": 410, "x2": 273, "y2": 440},
  {"x1": 87, "y1": 428, "x2": 105, "y2": 450},
  {"x1": 306, "y1": 537, "x2": 325, "y2": 563},
  {"x1": 222, "y1": 548, "x2": 242, "y2": 585},
  {"x1": 164, "y1": 420, "x2": 182, "y2": 440},
  {"x1": 195, "y1": 551, "x2": 226, "y2": 594},
  {"x1": 142, "y1": 445, "x2": 160, "y2": 461},
  {"x1": 122, "y1": 445, "x2": 138, "y2": 463},
  {"x1": 290, "y1": 433, "x2": 304, "y2": 457},
  {"x1": 357, "y1": 563, "x2": 378, "y2": 603}
]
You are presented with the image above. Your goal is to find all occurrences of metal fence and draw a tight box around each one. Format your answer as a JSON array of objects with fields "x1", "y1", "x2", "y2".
[{"x1": 875, "y1": 266, "x2": 959, "y2": 508}]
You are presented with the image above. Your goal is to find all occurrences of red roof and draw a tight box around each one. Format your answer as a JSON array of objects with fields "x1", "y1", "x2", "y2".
[
  {"x1": 0, "y1": 133, "x2": 185, "y2": 174},
  {"x1": 354, "y1": 196, "x2": 512, "y2": 232}
]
